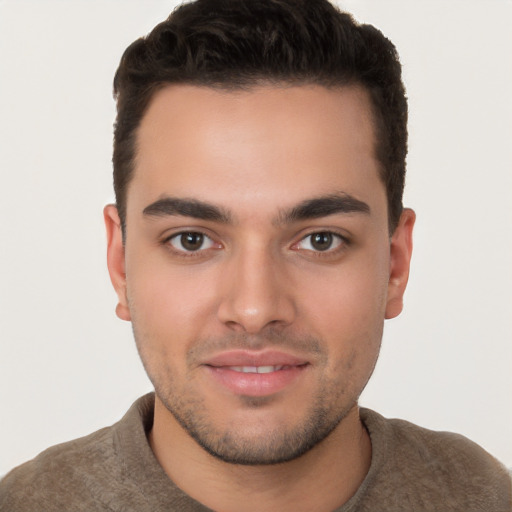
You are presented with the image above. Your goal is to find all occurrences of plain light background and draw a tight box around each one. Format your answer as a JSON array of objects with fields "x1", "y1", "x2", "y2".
[{"x1": 0, "y1": 1, "x2": 511, "y2": 476}]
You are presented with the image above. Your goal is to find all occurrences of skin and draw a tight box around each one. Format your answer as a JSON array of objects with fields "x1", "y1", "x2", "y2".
[{"x1": 105, "y1": 84, "x2": 415, "y2": 511}]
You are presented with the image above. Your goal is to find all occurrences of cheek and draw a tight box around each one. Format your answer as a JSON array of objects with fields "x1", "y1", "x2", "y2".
[
  {"x1": 125, "y1": 258, "x2": 217, "y2": 347},
  {"x1": 297, "y1": 249, "x2": 389, "y2": 376},
  {"x1": 301, "y1": 253, "x2": 389, "y2": 331}
]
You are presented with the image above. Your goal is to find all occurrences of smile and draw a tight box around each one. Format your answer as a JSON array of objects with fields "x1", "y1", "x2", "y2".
[{"x1": 226, "y1": 365, "x2": 288, "y2": 374}]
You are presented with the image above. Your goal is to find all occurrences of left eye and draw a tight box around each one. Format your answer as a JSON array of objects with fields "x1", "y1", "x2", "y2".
[
  {"x1": 295, "y1": 232, "x2": 344, "y2": 252},
  {"x1": 168, "y1": 232, "x2": 216, "y2": 252}
]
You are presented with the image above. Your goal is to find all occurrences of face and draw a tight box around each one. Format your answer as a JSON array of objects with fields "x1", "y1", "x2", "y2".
[{"x1": 105, "y1": 84, "x2": 414, "y2": 465}]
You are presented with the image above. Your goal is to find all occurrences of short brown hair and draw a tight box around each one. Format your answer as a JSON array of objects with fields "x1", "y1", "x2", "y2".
[{"x1": 113, "y1": 0, "x2": 407, "y2": 233}]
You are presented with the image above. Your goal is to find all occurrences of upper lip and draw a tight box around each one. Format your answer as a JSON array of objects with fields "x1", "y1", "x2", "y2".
[{"x1": 203, "y1": 350, "x2": 310, "y2": 368}]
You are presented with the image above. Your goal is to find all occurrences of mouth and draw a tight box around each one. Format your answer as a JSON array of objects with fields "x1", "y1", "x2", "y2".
[
  {"x1": 202, "y1": 351, "x2": 311, "y2": 397},
  {"x1": 221, "y1": 364, "x2": 301, "y2": 374}
]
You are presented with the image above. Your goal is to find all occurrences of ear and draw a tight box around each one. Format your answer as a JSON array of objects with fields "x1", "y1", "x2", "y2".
[
  {"x1": 104, "y1": 204, "x2": 131, "y2": 321},
  {"x1": 385, "y1": 208, "x2": 416, "y2": 319}
]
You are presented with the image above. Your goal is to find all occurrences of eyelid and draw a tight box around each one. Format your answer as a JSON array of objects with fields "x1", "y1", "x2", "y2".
[
  {"x1": 291, "y1": 230, "x2": 349, "y2": 253},
  {"x1": 160, "y1": 227, "x2": 349, "y2": 257},
  {"x1": 171, "y1": 232, "x2": 214, "y2": 251},
  {"x1": 162, "y1": 229, "x2": 223, "y2": 255}
]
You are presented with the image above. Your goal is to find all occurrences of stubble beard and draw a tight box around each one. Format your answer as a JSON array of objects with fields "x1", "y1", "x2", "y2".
[
  {"x1": 134, "y1": 327, "x2": 361, "y2": 466},
  {"x1": 157, "y1": 374, "x2": 352, "y2": 466}
]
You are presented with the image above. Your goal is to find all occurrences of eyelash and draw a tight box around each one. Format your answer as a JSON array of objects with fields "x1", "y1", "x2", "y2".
[
  {"x1": 162, "y1": 229, "x2": 349, "y2": 259},
  {"x1": 292, "y1": 230, "x2": 349, "y2": 257},
  {"x1": 162, "y1": 231, "x2": 220, "y2": 258}
]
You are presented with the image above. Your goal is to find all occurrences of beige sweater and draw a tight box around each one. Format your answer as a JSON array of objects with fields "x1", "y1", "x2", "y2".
[{"x1": 1, "y1": 393, "x2": 510, "y2": 511}]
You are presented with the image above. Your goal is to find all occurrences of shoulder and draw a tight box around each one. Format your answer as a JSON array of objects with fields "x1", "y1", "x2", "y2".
[
  {"x1": 0, "y1": 425, "x2": 117, "y2": 511},
  {"x1": 0, "y1": 394, "x2": 156, "y2": 512},
  {"x1": 357, "y1": 408, "x2": 512, "y2": 511}
]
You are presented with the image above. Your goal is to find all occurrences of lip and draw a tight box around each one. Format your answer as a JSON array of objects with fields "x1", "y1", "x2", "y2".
[
  {"x1": 204, "y1": 349, "x2": 309, "y2": 367},
  {"x1": 202, "y1": 350, "x2": 310, "y2": 397}
]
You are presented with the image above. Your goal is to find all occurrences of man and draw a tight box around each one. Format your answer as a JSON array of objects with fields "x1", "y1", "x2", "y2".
[{"x1": 1, "y1": 0, "x2": 510, "y2": 510}]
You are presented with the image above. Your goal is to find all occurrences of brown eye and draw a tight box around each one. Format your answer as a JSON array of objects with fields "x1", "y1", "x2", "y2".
[
  {"x1": 310, "y1": 232, "x2": 334, "y2": 251},
  {"x1": 295, "y1": 231, "x2": 344, "y2": 253},
  {"x1": 181, "y1": 232, "x2": 204, "y2": 251},
  {"x1": 169, "y1": 232, "x2": 214, "y2": 252}
]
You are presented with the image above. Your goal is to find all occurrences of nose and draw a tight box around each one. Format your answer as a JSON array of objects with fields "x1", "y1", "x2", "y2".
[{"x1": 217, "y1": 244, "x2": 296, "y2": 334}]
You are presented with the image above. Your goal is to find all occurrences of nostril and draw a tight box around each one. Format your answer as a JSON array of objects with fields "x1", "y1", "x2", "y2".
[{"x1": 225, "y1": 320, "x2": 247, "y2": 332}]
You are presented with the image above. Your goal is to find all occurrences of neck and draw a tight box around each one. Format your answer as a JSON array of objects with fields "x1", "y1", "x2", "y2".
[{"x1": 149, "y1": 396, "x2": 371, "y2": 512}]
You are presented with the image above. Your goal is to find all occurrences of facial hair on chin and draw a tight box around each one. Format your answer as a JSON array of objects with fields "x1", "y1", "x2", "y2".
[
  {"x1": 159, "y1": 379, "x2": 351, "y2": 466},
  {"x1": 136, "y1": 327, "x2": 360, "y2": 466}
]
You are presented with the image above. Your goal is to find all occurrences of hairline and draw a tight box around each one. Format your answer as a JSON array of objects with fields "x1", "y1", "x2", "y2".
[{"x1": 120, "y1": 78, "x2": 395, "y2": 239}]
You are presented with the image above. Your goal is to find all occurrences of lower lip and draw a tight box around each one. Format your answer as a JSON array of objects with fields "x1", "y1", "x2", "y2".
[{"x1": 204, "y1": 365, "x2": 308, "y2": 397}]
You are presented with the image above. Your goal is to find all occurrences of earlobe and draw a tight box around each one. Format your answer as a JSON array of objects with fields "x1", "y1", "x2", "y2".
[
  {"x1": 385, "y1": 208, "x2": 415, "y2": 320},
  {"x1": 104, "y1": 204, "x2": 131, "y2": 322}
]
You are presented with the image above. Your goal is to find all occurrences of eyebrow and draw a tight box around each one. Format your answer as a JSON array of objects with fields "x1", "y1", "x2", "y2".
[
  {"x1": 142, "y1": 192, "x2": 370, "y2": 225},
  {"x1": 277, "y1": 193, "x2": 370, "y2": 224},
  {"x1": 143, "y1": 197, "x2": 231, "y2": 223}
]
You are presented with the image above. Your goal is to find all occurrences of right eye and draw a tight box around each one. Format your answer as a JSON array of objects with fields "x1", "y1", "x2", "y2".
[
  {"x1": 293, "y1": 231, "x2": 345, "y2": 253},
  {"x1": 167, "y1": 232, "x2": 216, "y2": 253}
]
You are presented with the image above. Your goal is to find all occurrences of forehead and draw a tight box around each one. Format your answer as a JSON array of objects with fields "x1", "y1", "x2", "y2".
[{"x1": 129, "y1": 84, "x2": 384, "y2": 220}]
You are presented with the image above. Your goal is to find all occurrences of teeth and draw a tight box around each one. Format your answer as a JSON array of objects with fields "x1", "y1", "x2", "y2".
[
  {"x1": 228, "y1": 365, "x2": 284, "y2": 373},
  {"x1": 256, "y1": 365, "x2": 279, "y2": 374}
]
